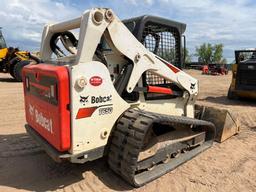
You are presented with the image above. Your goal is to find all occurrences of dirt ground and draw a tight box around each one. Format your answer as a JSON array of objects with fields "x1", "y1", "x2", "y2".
[{"x1": 0, "y1": 70, "x2": 255, "y2": 192}]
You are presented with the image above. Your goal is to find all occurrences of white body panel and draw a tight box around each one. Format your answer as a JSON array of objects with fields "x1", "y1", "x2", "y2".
[
  {"x1": 70, "y1": 61, "x2": 129, "y2": 153},
  {"x1": 139, "y1": 97, "x2": 187, "y2": 117}
]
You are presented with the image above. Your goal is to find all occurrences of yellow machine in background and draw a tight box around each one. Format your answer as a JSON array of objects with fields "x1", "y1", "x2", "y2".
[
  {"x1": 0, "y1": 48, "x2": 8, "y2": 59},
  {"x1": 0, "y1": 28, "x2": 36, "y2": 81},
  {"x1": 228, "y1": 50, "x2": 256, "y2": 99},
  {"x1": 0, "y1": 29, "x2": 8, "y2": 60}
]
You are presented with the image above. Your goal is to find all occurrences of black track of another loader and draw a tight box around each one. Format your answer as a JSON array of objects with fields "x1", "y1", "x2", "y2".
[{"x1": 108, "y1": 109, "x2": 216, "y2": 187}]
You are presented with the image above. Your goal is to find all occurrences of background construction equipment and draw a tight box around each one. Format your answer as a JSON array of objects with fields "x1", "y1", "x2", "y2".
[
  {"x1": 0, "y1": 28, "x2": 38, "y2": 81},
  {"x1": 228, "y1": 49, "x2": 256, "y2": 99}
]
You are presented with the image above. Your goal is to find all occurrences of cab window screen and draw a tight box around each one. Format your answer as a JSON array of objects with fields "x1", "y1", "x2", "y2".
[{"x1": 142, "y1": 24, "x2": 179, "y2": 65}]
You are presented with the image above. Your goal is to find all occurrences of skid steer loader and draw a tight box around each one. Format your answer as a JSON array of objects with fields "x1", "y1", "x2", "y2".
[
  {"x1": 22, "y1": 8, "x2": 239, "y2": 187},
  {"x1": 228, "y1": 49, "x2": 256, "y2": 99}
]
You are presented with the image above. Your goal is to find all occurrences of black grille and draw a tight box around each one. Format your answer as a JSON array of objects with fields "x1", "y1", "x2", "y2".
[
  {"x1": 142, "y1": 24, "x2": 179, "y2": 86},
  {"x1": 142, "y1": 24, "x2": 179, "y2": 65},
  {"x1": 145, "y1": 71, "x2": 171, "y2": 85}
]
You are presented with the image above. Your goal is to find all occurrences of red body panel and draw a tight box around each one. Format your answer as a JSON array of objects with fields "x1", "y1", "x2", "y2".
[{"x1": 23, "y1": 64, "x2": 70, "y2": 151}]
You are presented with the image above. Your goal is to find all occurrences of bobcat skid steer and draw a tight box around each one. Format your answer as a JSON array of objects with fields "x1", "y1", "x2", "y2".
[{"x1": 23, "y1": 8, "x2": 238, "y2": 187}]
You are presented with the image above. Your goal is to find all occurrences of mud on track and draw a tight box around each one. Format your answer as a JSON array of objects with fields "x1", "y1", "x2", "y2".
[{"x1": 0, "y1": 71, "x2": 255, "y2": 192}]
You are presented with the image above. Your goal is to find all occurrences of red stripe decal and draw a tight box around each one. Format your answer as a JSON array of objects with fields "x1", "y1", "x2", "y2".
[
  {"x1": 76, "y1": 107, "x2": 98, "y2": 119},
  {"x1": 166, "y1": 63, "x2": 180, "y2": 73},
  {"x1": 156, "y1": 56, "x2": 180, "y2": 73},
  {"x1": 148, "y1": 86, "x2": 173, "y2": 95}
]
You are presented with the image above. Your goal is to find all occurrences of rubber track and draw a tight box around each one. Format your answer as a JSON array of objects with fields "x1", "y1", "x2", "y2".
[{"x1": 108, "y1": 109, "x2": 216, "y2": 187}]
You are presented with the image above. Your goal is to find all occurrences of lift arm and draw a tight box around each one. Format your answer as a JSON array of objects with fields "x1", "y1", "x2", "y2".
[{"x1": 40, "y1": 8, "x2": 198, "y2": 97}]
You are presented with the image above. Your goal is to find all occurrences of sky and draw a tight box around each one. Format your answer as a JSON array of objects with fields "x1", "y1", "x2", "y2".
[{"x1": 1, "y1": 0, "x2": 256, "y2": 62}]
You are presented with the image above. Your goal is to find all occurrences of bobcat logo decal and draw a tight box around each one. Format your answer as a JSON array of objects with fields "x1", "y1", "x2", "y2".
[{"x1": 80, "y1": 95, "x2": 89, "y2": 105}]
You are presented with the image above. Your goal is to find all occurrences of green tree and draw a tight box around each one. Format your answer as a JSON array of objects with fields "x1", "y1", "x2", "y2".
[
  {"x1": 195, "y1": 43, "x2": 225, "y2": 64},
  {"x1": 212, "y1": 44, "x2": 223, "y2": 63},
  {"x1": 195, "y1": 43, "x2": 213, "y2": 64}
]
